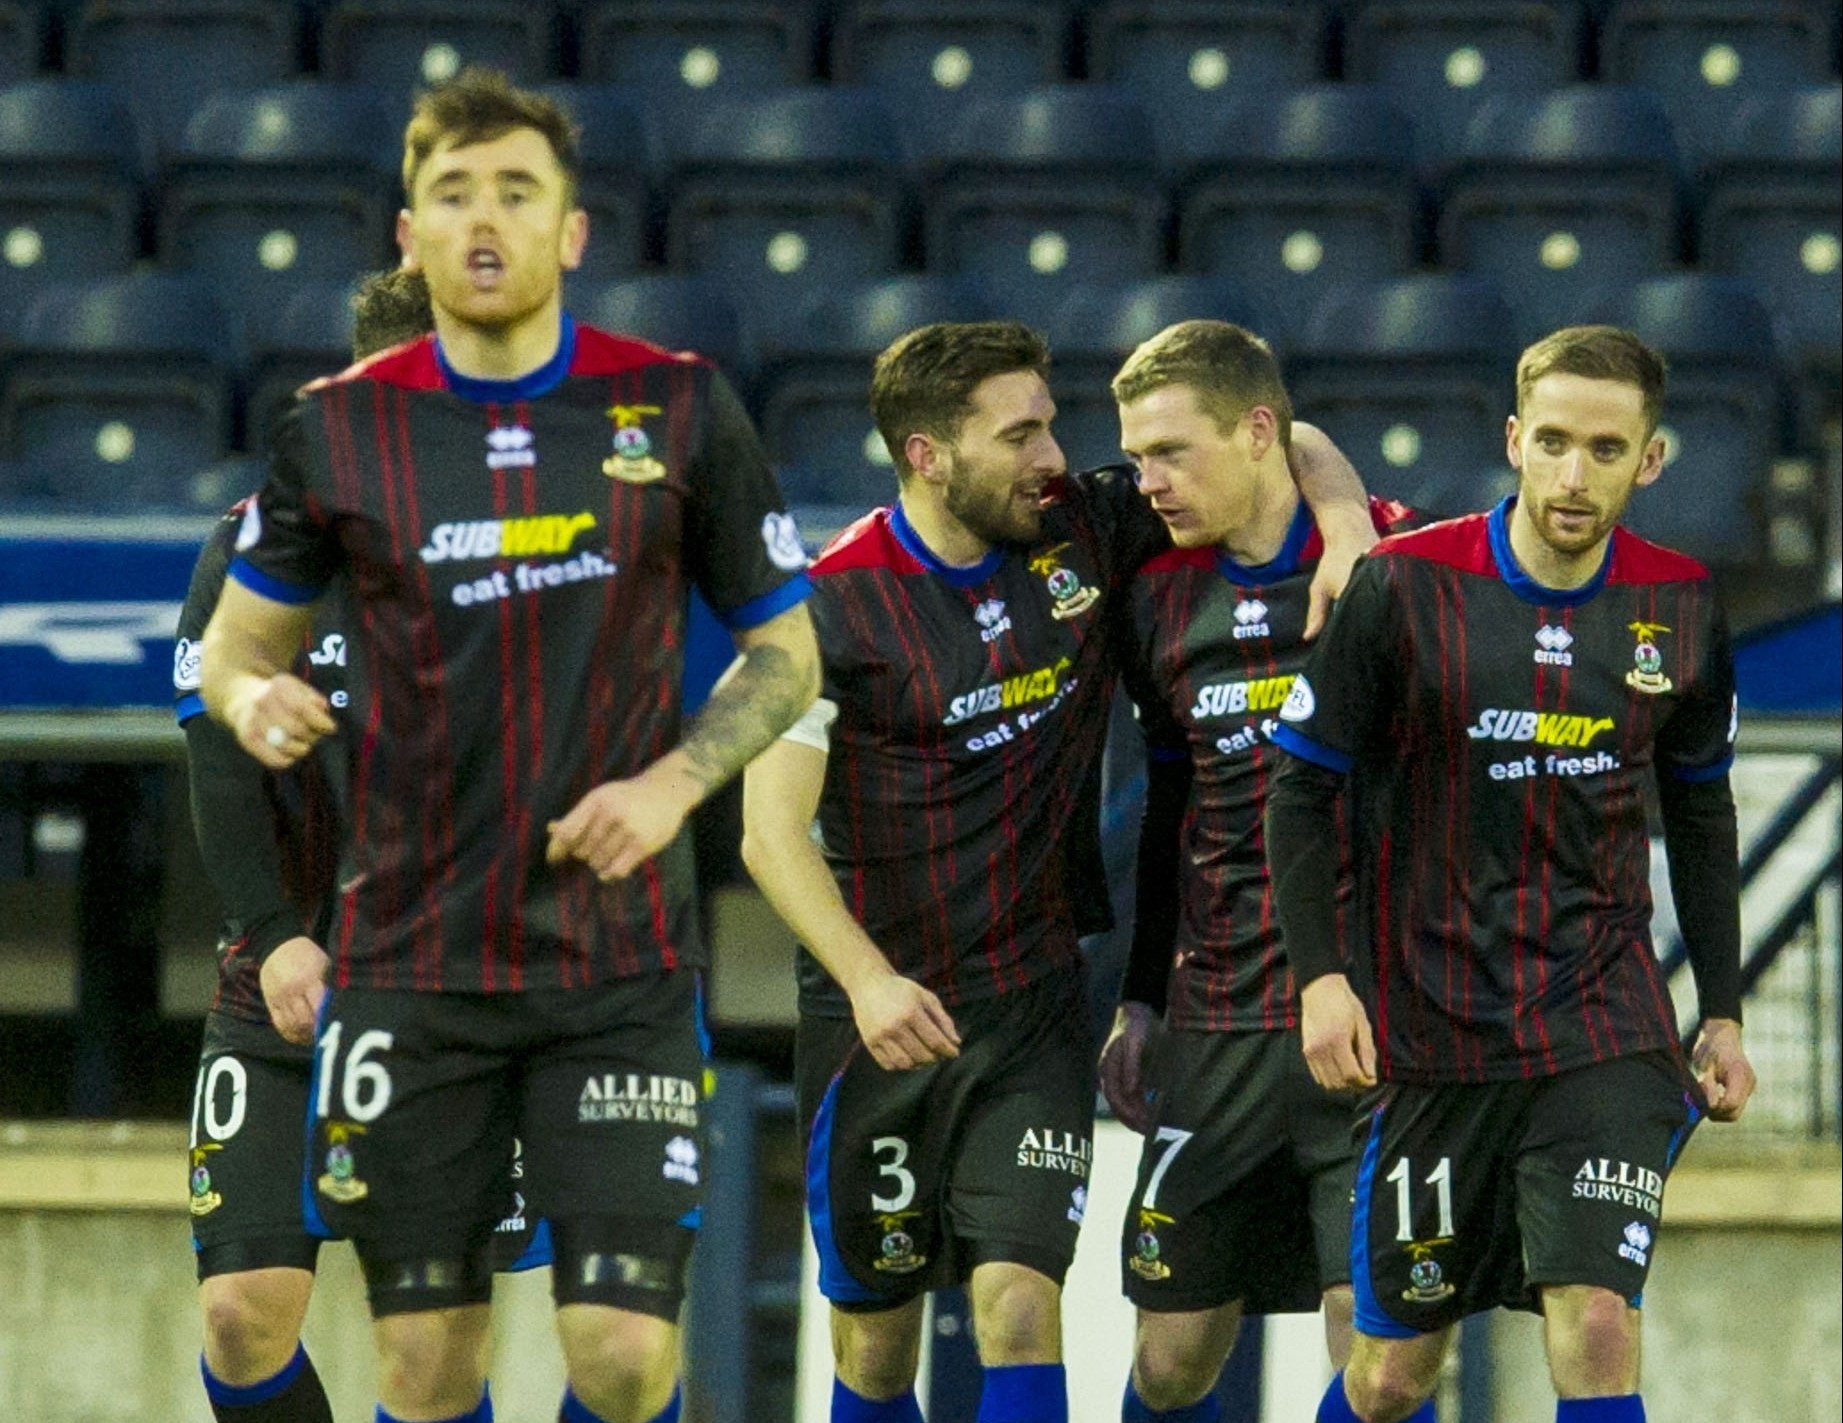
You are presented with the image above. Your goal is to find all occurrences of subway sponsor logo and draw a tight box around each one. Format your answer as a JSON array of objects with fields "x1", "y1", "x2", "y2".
[
  {"x1": 942, "y1": 657, "x2": 1074, "y2": 726},
  {"x1": 1190, "y1": 674, "x2": 1295, "y2": 720},
  {"x1": 1466, "y1": 708, "x2": 1616, "y2": 748},
  {"x1": 420, "y1": 512, "x2": 598, "y2": 564}
]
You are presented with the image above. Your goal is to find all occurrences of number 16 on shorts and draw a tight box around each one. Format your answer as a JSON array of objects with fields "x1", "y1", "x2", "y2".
[{"x1": 312, "y1": 1019, "x2": 395, "y2": 1204}]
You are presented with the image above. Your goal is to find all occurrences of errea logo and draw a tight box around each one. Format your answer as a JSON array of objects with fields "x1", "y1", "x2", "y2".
[
  {"x1": 663, "y1": 1135, "x2": 701, "y2": 1186},
  {"x1": 1535, "y1": 624, "x2": 1575, "y2": 667},
  {"x1": 1619, "y1": 1220, "x2": 1652, "y2": 1266},
  {"x1": 974, "y1": 598, "x2": 1012, "y2": 643},
  {"x1": 1232, "y1": 598, "x2": 1271, "y2": 640},
  {"x1": 485, "y1": 424, "x2": 535, "y2": 470}
]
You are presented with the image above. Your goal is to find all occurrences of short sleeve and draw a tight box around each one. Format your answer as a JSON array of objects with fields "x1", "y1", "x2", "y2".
[
  {"x1": 685, "y1": 365, "x2": 812, "y2": 630},
  {"x1": 1272, "y1": 552, "x2": 1400, "y2": 774},
  {"x1": 174, "y1": 514, "x2": 240, "y2": 726},
  {"x1": 228, "y1": 402, "x2": 339, "y2": 603},
  {"x1": 1657, "y1": 596, "x2": 1738, "y2": 783}
]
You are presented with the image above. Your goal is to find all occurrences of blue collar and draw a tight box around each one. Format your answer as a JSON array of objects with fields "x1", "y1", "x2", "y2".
[
  {"x1": 1488, "y1": 494, "x2": 1613, "y2": 608},
  {"x1": 435, "y1": 313, "x2": 576, "y2": 404},
  {"x1": 889, "y1": 502, "x2": 1006, "y2": 588},
  {"x1": 1216, "y1": 495, "x2": 1313, "y2": 585}
]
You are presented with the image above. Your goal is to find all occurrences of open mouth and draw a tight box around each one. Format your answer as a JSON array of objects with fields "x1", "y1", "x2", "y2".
[{"x1": 467, "y1": 247, "x2": 505, "y2": 285}]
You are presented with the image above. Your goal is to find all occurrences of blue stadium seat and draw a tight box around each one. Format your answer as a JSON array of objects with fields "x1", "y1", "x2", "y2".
[
  {"x1": 663, "y1": 88, "x2": 907, "y2": 324},
  {"x1": 243, "y1": 276, "x2": 360, "y2": 449},
  {"x1": 832, "y1": 1, "x2": 1071, "y2": 150},
  {"x1": 66, "y1": 1, "x2": 301, "y2": 158},
  {"x1": 1085, "y1": 2, "x2": 1325, "y2": 152},
  {"x1": 1602, "y1": 274, "x2": 1782, "y2": 564},
  {"x1": 1699, "y1": 85, "x2": 1840, "y2": 393},
  {"x1": 1290, "y1": 274, "x2": 1521, "y2": 515},
  {"x1": 156, "y1": 85, "x2": 398, "y2": 316},
  {"x1": 1602, "y1": 1, "x2": 1831, "y2": 166},
  {"x1": 1343, "y1": 0, "x2": 1583, "y2": 163},
  {"x1": 537, "y1": 84, "x2": 654, "y2": 279},
  {"x1": 0, "y1": 2, "x2": 43, "y2": 84},
  {"x1": 1436, "y1": 85, "x2": 1682, "y2": 343},
  {"x1": 570, "y1": 272, "x2": 749, "y2": 393},
  {"x1": 320, "y1": 0, "x2": 553, "y2": 89},
  {"x1": 921, "y1": 85, "x2": 1165, "y2": 300},
  {"x1": 577, "y1": 1, "x2": 812, "y2": 93},
  {"x1": 0, "y1": 80, "x2": 142, "y2": 302},
  {"x1": 0, "y1": 273, "x2": 240, "y2": 511},
  {"x1": 1176, "y1": 84, "x2": 1420, "y2": 339},
  {"x1": 757, "y1": 275, "x2": 987, "y2": 514}
]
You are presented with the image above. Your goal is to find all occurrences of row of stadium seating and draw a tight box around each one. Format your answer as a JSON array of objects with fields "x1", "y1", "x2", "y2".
[
  {"x1": 0, "y1": 267, "x2": 1798, "y2": 568},
  {"x1": 3, "y1": 78, "x2": 1836, "y2": 369},
  {"x1": 1, "y1": 1, "x2": 1839, "y2": 161}
]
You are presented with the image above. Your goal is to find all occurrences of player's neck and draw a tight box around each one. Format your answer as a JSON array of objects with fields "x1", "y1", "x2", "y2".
[
  {"x1": 1506, "y1": 500, "x2": 1609, "y2": 590},
  {"x1": 1215, "y1": 459, "x2": 1299, "y2": 567},
  {"x1": 431, "y1": 296, "x2": 564, "y2": 382},
  {"x1": 898, "y1": 488, "x2": 994, "y2": 567}
]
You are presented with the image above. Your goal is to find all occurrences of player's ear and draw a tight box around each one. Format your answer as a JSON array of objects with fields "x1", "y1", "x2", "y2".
[
  {"x1": 1505, "y1": 415, "x2": 1523, "y2": 471},
  {"x1": 1245, "y1": 405, "x2": 1278, "y2": 461},
  {"x1": 906, "y1": 432, "x2": 945, "y2": 484},
  {"x1": 1635, "y1": 432, "x2": 1666, "y2": 488},
  {"x1": 560, "y1": 208, "x2": 588, "y2": 271},
  {"x1": 395, "y1": 210, "x2": 418, "y2": 270}
]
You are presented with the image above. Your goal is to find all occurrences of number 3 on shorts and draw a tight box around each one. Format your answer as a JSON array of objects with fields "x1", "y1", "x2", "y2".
[
  {"x1": 313, "y1": 1021, "x2": 396, "y2": 1124},
  {"x1": 870, "y1": 1135, "x2": 916, "y2": 1212}
]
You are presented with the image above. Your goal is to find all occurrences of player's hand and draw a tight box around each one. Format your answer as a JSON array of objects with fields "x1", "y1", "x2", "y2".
[
  {"x1": 261, "y1": 936, "x2": 329, "y2": 1046},
  {"x1": 851, "y1": 969, "x2": 960, "y2": 1072},
  {"x1": 1690, "y1": 1017, "x2": 1756, "y2": 1122},
  {"x1": 1302, "y1": 512, "x2": 1379, "y2": 641},
  {"x1": 227, "y1": 672, "x2": 336, "y2": 770},
  {"x1": 546, "y1": 765, "x2": 699, "y2": 882},
  {"x1": 1098, "y1": 1001, "x2": 1160, "y2": 1133},
  {"x1": 1300, "y1": 973, "x2": 1377, "y2": 1091}
]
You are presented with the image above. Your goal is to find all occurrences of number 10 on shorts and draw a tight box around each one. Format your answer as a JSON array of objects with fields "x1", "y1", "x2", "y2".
[{"x1": 314, "y1": 1021, "x2": 396, "y2": 1124}]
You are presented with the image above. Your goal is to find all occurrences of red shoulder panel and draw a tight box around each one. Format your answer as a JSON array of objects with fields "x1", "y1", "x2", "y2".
[
  {"x1": 810, "y1": 509, "x2": 923, "y2": 577},
  {"x1": 1607, "y1": 526, "x2": 1710, "y2": 585},
  {"x1": 1373, "y1": 512, "x2": 1496, "y2": 575},
  {"x1": 571, "y1": 323, "x2": 706, "y2": 377},
  {"x1": 305, "y1": 333, "x2": 443, "y2": 394}
]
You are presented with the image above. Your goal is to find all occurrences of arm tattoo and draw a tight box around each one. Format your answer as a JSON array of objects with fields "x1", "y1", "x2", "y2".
[{"x1": 676, "y1": 642, "x2": 809, "y2": 795}]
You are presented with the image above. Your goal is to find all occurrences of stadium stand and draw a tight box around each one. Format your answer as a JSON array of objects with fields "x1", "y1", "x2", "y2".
[
  {"x1": 319, "y1": 0, "x2": 552, "y2": 89},
  {"x1": 241, "y1": 274, "x2": 358, "y2": 450},
  {"x1": 570, "y1": 270, "x2": 750, "y2": 391},
  {"x1": 1175, "y1": 82, "x2": 1421, "y2": 340},
  {"x1": 0, "y1": 0, "x2": 42, "y2": 84},
  {"x1": 538, "y1": 81, "x2": 655, "y2": 277},
  {"x1": 1435, "y1": 84, "x2": 1683, "y2": 342},
  {"x1": 577, "y1": 0, "x2": 815, "y2": 93}
]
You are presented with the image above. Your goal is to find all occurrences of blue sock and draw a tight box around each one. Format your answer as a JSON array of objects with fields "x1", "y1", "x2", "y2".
[
  {"x1": 1557, "y1": 1398, "x2": 1645, "y2": 1423},
  {"x1": 560, "y1": 1384, "x2": 682, "y2": 1423},
  {"x1": 979, "y1": 1362, "x2": 1067, "y2": 1423},
  {"x1": 1122, "y1": 1374, "x2": 1222, "y2": 1422},
  {"x1": 377, "y1": 1385, "x2": 491, "y2": 1423},
  {"x1": 1316, "y1": 1373, "x2": 1363, "y2": 1423},
  {"x1": 832, "y1": 1377, "x2": 924, "y2": 1423},
  {"x1": 202, "y1": 1344, "x2": 333, "y2": 1422}
]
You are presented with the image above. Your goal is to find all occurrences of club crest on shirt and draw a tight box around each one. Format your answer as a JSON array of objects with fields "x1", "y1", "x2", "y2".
[
  {"x1": 317, "y1": 1123, "x2": 369, "y2": 1204},
  {"x1": 1129, "y1": 1207, "x2": 1175, "y2": 1281},
  {"x1": 1026, "y1": 543, "x2": 1099, "y2": 620},
  {"x1": 603, "y1": 403, "x2": 666, "y2": 482},
  {"x1": 1401, "y1": 1238, "x2": 1456, "y2": 1304},
  {"x1": 871, "y1": 1211, "x2": 928, "y2": 1274},
  {"x1": 1625, "y1": 621, "x2": 1673, "y2": 695}
]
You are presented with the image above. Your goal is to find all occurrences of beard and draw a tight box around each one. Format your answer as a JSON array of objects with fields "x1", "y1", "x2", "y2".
[
  {"x1": 942, "y1": 459, "x2": 1043, "y2": 546},
  {"x1": 1522, "y1": 477, "x2": 1637, "y2": 558}
]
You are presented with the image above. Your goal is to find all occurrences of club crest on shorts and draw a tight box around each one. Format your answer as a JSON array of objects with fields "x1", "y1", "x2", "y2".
[
  {"x1": 1625, "y1": 621, "x2": 1673, "y2": 695},
  {"x1": 188, "y1": 1144, "x2": 223, "y2": 1217},
  {"x1": 1129, "y1": 1207, "x2": 1174, "y2": 1282},
  {"x1": 1401, "y1": 1239, "x2": 1455, "y2": 1304},
  {"x1": 317, "y1": 1123, "x2": 369, "y2": 1204},
  {"x1": 872, "y1": 1210, "x2": 927, "y2": 1274},
  {"x1": 603, "y1": 403, "x2": 666, "y2": 483}
]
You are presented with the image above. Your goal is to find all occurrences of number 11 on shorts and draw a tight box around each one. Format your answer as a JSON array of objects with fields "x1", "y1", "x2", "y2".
[{"x1": 1387, "y1": 1155, "x2": 1454, "y2": 1241}]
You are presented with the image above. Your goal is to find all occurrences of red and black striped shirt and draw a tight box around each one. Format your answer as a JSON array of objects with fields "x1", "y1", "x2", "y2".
[
  {"x1": 799, "y1": 469, "x2": 1161, "y2": 1013},
  {"x1": 1274, "y1": 498, "x2": 1737, "y2": 1083},
  {"x1": 1124, "y1": 496, "x2": 1417, "y2": 1033},
  {"x1": 229, "y1": 319, "x2": 809, "y2": 994}
]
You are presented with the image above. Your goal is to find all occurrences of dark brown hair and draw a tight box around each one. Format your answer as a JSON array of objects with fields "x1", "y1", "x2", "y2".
[
  {"x1": 401, "y1": 66, "x2": 580, "y2": 206},
  {"x1": 869, "y1": 322, "x2": 1050, "y2": 479},
  {"x1": 1112, "y1": 319, "x2": 1293, "y2": 453},
  {"x1": 1516, "y1": 325, "x2": 1668, "y2": 435},
  {"x1": 351, "y1": 268, "x2": 433, "y2": 358}
]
